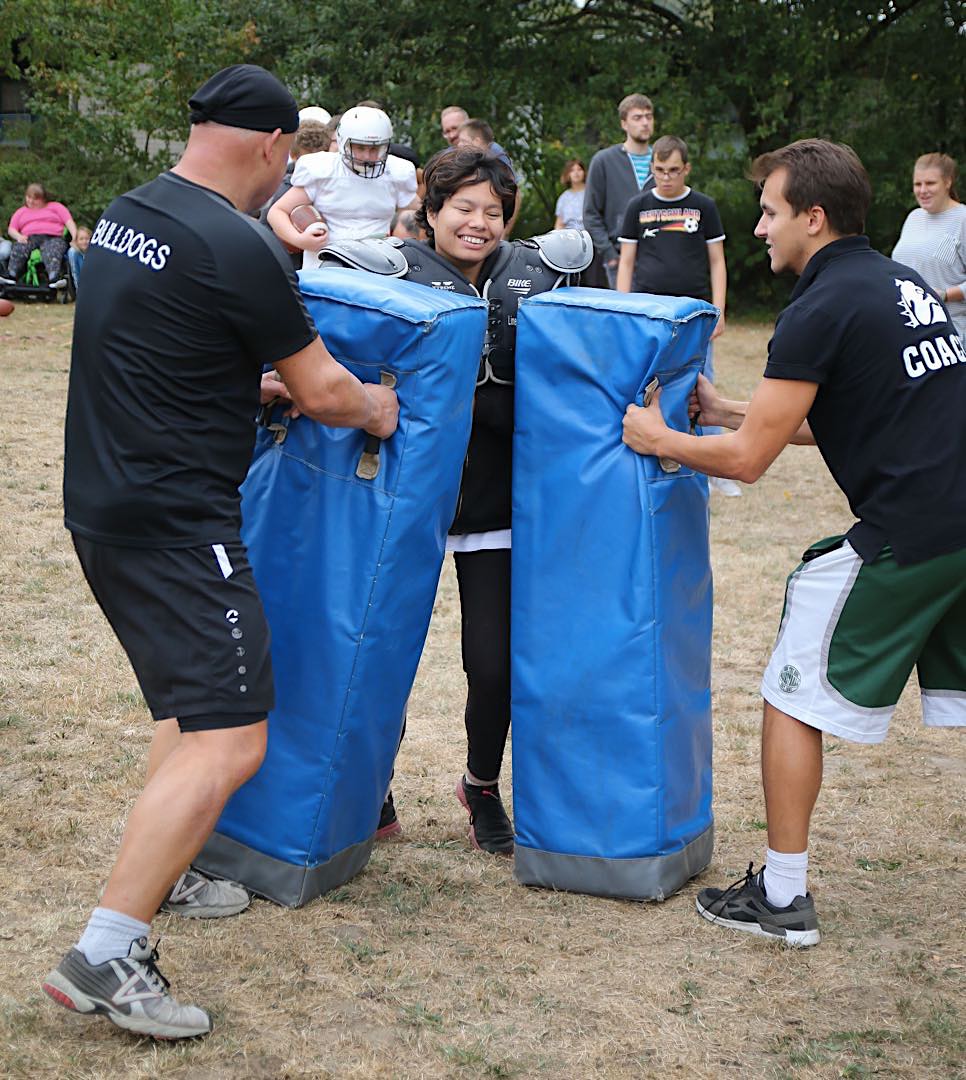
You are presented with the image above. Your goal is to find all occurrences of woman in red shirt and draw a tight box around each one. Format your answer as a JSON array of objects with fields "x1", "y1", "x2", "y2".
[{"x1": 2, "y1": 183, "x2": 77, "y2": 289}]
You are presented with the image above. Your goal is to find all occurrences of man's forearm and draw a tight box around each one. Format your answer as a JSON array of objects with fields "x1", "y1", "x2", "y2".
[{"x1": 297, "y1": 366, "x2": 375, "y2": 430}]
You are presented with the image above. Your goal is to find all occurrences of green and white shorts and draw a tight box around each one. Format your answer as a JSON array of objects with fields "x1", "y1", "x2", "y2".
[{"x1": 761, "y1": 536, "x2": 966, "y2": 743}]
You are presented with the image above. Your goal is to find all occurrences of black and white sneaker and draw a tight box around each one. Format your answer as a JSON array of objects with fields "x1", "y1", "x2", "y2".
[
  {"x1": 42, "y1": 937, "x2": 211, "y2": 1039},
  {"x1": 696, "y1": 862, "x2": 821, "y2": 948},
  {"x1": 456, "y1": 776, "x2": 514, "y2": 855},
  {"x1": 49, "y1": 277, "x2": 68, "y2": 289},
  {"x1": 160, "y1": 869, "x2": 250, "y2": 918}
]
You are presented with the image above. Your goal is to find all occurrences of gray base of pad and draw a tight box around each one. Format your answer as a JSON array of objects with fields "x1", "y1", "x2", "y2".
[
  {"x1": 195, "y1": 830, "x2": 374, "y2": 908},
  {"x1": 513, "y1": 823, "x2": 714, "y2": 901}
]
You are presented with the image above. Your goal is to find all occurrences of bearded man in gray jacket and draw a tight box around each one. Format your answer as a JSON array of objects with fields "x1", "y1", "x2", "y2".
[{"x1": 584, "y1": 93, "x2": 656, "y2": 288}]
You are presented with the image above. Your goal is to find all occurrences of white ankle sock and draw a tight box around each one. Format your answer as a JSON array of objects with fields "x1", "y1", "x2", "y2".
[
  {"x1": 77, "y1": 907, "x2": 151, "y2": 966},
  {"x1": 763, "y1": 849, "x2": 808, "y2": 908},
  {"x1": 464, "y1": 770, "x2": 499, "y2": 788}
]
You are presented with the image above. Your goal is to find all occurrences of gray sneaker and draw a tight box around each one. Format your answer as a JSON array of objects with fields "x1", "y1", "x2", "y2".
[
  {"x1": 696, "y1": 862, "x2": 821, "y2": 948},
  {"x1": 160, "y1": 869, "x2": 250, "y2": 919},
  {"x1": 42, "y1": 937, "x2": 211, "y2": 1039}
]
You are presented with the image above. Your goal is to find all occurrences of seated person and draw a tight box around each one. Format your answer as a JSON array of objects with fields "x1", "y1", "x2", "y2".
[
  {"x1": 267, "y1": 105, "x2": 418, "y2": 269},
  {"x1": 2, "y1": 183, "x2": 77, "y2": 288},
  {"x1": 68, "y1": 226, "x2": 92, "y2": 289}
]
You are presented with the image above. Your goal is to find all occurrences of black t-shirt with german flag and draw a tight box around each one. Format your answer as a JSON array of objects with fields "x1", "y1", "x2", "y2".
[
  {"x1": 64, "y1": 171, "x2": 318, "y2": 548},
  {"x1": 619, "y1": 187, "x2": 724, "y2": 299}
]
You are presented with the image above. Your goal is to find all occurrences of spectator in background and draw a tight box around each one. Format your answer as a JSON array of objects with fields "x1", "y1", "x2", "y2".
[
  {"x1": 441, "y1": 105, "x2": 469, "y2": 148},
  {"x1": 554, "y1": 159, "x2": 586, "y2": 230},
  {"x1": 892, "y1": 152, "x2": 966, "y2": 336},
  {"x1": 584, "y1": 93, "x2": 656, "y2": 288},
  {"x1": 68, "y1": 225, "x2": 92, "y2": 289},
  {"x1": 616, "y1": 134, "x2": 740, "y2": 495},
  {"x1": 457, "y1": 119, "x2": 521, "y2": 238},
  {"x1": 391, "y1": 208, "x2": 421, "y2": 239},
  {"x1": 555, "y1": 157, "x2": 606, "y2": 287},
  {"x1": 268, "y1": 105, "x2": 418, "y2": 268},
  {"x1": 2, "y1": 182, "x2": 77, "y2": 288}
]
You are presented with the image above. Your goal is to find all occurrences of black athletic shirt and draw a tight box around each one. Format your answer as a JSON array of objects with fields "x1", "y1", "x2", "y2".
[
  {"x1": 64, "y1": 171, "x2": 318, "y2": 548},
  {"x1": 619, "y1": 188, "x2": 724, "y2": 299},
  {"x1": 764, "y1": 236, "x2": 966, "y2": 565}
]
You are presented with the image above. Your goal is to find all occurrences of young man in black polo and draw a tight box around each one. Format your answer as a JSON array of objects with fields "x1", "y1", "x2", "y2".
[
  {"x1": 42, "y1": 65, "x2": 397, "y2": 1039},
  {"x1": 622, "y1": 138, "x2": 966, "y2": 947}
]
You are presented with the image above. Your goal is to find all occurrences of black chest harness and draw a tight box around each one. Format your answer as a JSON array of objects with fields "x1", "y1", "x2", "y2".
[{"x1": 319, "y1": 230, "x2": 593, "y2": 385}]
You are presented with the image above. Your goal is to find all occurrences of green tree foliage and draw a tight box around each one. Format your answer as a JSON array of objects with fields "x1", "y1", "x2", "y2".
[{"x1": 2, "y1": 0, "x2": 963, "y2": 305}]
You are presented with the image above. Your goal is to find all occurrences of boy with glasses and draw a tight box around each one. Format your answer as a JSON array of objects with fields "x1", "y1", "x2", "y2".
[{"x1": 617, "y1": 135, "x2": 740, "y2": 494}]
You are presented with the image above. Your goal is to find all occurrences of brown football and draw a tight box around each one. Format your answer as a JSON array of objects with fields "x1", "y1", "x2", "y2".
[
  {"x1": 0, "y1": 297, "x2": 14, "y2": 317},
  {"x1": 290, "y1": 203, "x2": 325, "y2": 233}
]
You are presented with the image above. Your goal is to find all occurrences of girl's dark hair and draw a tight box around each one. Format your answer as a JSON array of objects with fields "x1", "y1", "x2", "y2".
[
  {"x1": 559, "y1": 158, "x2": 586, "y2": 187},
  {"x1": 415, "y1": 147, "x2": 517, "y2": 240}
]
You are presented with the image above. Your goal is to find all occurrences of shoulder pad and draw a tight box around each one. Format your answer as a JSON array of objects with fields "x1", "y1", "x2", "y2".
[
  {"x1": 320, "y1": 238, "x2": 409, "y2": 277},
  {"x1": 529, "y1": 229, "x2": 594, "y2": 273}
]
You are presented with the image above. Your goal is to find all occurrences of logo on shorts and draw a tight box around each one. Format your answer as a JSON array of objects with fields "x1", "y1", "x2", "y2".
[
  {"x1": 225, "y1": 609, "x2": 239, "y2": 624},
  {"x1": 895, "y1": 278, "x2": 947, "y2": 329},
  {"x1": 778, "y1": 664, "x2": 802, "y2": 693}
]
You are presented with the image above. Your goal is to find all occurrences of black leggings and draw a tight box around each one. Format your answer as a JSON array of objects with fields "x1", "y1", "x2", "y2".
[{"x1": 453, "y1": 548, "x2": 511, "y2": 781}]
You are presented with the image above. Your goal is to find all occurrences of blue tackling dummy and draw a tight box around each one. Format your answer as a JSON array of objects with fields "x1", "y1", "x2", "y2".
[
  {"x1": 511, "y1": 288, "x2": 718, "y2": 901},
  {"x1": 195, "y1": 269, "x2": 486, "y2": 906}
]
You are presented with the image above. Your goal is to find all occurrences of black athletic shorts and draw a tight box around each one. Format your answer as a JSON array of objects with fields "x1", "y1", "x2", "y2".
[{"x1": 72, "y1": 535, "x2": 274, "y2": 731}]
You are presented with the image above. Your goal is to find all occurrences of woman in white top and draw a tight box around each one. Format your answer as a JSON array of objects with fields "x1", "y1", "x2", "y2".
[
  {"x1": 554, "y1": 159, "x2": 586, "y2": 230},
  {"x1": 892, "y1": 152, "x2": 966, "y2": 336}
]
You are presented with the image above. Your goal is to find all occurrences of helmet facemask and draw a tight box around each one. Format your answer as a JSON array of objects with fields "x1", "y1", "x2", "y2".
[{"x1": 344, "y1": 140, "x2": 390, "y2": 179}]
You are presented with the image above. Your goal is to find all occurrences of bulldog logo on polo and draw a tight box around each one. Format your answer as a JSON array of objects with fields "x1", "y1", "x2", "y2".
[
  {"x1": 779, "y1": 664, "x2": 802, "y2": 693},
  {"x1": 896, "y1": 278, "x2": 947, "y2": 329}
]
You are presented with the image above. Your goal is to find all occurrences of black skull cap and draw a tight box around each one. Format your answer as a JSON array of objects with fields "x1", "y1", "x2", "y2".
[{"x1": 189, "y1": 64, "x2": 298, "y2": 134}]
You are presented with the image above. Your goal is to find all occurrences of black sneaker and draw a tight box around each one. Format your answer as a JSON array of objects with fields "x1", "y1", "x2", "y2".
[
  {"x1": 42, "y1": 937, "x2": 211, "y2": 1038},
  {"x1": 696, "y1": 862, "x2": 821, "y2": 948},
  {"x1": 456, "y1": 776, "x2": 514, "y2": 855},
  {"x1": 375, "y1": 789, "x2": 402, "y2": 840}
]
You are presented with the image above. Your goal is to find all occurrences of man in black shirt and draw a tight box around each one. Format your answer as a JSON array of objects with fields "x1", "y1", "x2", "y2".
[
  {"x1": 622, "y1": 139, "x2": 966, "y2": 948},
  {"x1": 42, "y1": 65, "x2": 397, "y2": 1039}
]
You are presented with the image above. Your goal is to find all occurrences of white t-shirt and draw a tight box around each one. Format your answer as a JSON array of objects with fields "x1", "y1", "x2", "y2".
[{"x1": 291, "y1": 151, "x2": 418, "y2": 269}]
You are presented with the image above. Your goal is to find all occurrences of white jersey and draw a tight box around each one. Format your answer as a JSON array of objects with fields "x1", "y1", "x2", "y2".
[{"x1": 291, "y1": 151, "x2": 418, "y2": 269}]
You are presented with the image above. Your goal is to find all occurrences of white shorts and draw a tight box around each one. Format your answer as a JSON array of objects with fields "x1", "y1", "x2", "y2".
[{"x1": 761, "y1": 536, "x2": 966, "y2": 743}]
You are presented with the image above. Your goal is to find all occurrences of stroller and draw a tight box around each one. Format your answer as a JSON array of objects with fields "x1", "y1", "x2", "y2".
[{"x1": 0, "y1": 231, "x2": 76, "y2": 304}]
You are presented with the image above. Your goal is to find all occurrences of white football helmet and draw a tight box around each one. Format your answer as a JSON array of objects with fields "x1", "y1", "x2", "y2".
[
  {"x1": 298, "y1": 105, "x2": 331, "y2": 125},
  {"x1": 337, "y1": 106, "x2": 393, "y2": 179}
]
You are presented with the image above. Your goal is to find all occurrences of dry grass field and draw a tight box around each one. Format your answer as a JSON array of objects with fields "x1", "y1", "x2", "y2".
[{"x1": 0, "y1": 304, "x2": 963, "y2": 1079}]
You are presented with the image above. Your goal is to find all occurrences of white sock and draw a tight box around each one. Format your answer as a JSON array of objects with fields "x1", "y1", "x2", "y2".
[
  {"x1": 77, "y1": 907, "x2": 151, "y2": 966},
  {"x1": 464, "y1": 770, "x2": 499, "y2": 788},
  {"x1": 763, "y1": 849, "x2": 808, "y2": 908}
]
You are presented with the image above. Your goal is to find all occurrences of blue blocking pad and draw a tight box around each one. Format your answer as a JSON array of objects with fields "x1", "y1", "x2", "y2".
[
  {"x1": 511, "y1": 288, "x2": 718, "y2": 900},
  {"x1": 196, "y1": 269, "x2": 487, "y2": 907}
]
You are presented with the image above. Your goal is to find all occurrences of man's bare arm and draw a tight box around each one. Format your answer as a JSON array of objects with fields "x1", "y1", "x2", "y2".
[
  {"x1": 274, "y1": 338, "x2": 398, "y2": 438},
  {"x1": 623, "y1": 375, "x2": 818, "y2": 483},
  {"x1": 616, "y1": 241, "x2": 636, "y2": 293},
  {"x1": 690, "y1": 373, "x2": 814, "y2": 444}
]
